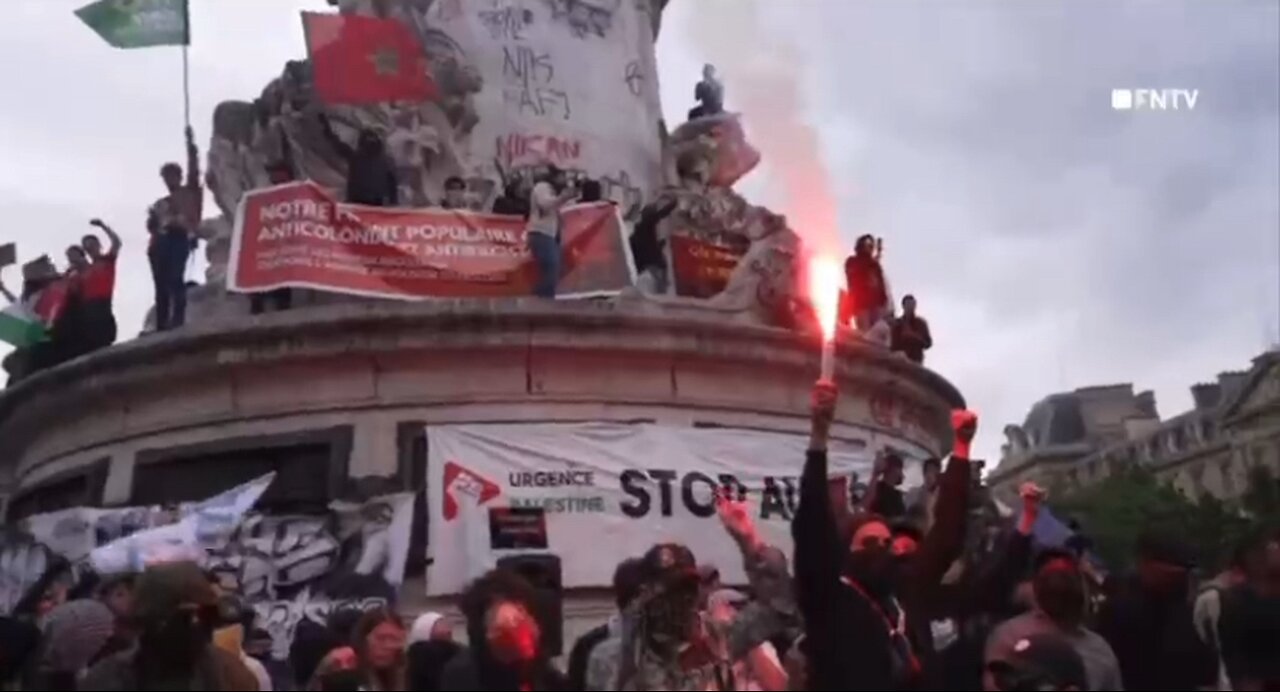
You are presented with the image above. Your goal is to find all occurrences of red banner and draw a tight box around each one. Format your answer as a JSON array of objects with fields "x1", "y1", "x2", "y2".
[
  {"x1": 669, "y1": 233, "x2": 751, "y2": 299},
  {"x1": 229, "y1": 182, "x2": 633, "y2": 299}
]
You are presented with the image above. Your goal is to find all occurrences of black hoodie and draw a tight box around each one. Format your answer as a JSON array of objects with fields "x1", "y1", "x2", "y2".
[{"x1": 794, "y1": 449, "x2": 971, "y2": 690}]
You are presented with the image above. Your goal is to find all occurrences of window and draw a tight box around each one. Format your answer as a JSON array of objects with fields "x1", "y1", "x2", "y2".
[
  {"x1": 398, "y1": 422, "x2": 429, "y2": 580},
  {"x1": 7, "y1": 460, "x2": 109, "y2": 522},
  {"x1": 132, "y1": 428, "x2": 352, "y2": 513},
  {"x1": 1200, "y1": 420, "x2": 1215, "y2": 442}
]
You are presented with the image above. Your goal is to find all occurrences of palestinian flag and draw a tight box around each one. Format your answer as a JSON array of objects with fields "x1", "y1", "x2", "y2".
[{"x1": 0, "y1": 301, "x2": 47, "y2": 349}]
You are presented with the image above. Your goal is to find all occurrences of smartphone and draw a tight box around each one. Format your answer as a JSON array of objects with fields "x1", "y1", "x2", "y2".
[{"x1": 0, "y1": 243, "x2": 15, "y2": 269}]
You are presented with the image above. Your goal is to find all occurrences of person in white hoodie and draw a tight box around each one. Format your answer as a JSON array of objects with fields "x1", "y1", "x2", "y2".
[
  {"x1": 570, "y1": 558, "x2": 645, "y2": 691},
  {"x1": 409, "y1": 612, "x2": 454, "y2": 645}
]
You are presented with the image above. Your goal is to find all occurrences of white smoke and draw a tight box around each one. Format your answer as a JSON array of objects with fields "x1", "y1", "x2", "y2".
[{"x1": 685, "y1": 0, "x2": 842, "y2": 254}]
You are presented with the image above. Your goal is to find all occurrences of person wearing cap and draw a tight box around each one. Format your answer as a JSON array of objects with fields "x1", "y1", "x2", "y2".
[
  {"x1": 1095, "y1": 530, "x2": 1217, "y2": 691},
  {"x1": 986, "y1": 634, "x2": 1088, "y2": 691},
  {"x1": 984, "y1": 549, "x2": 1121, "y2": 691},
  {"x1": 588, "y1": 534, "x2": 792, "y2": 691},
  {"x1": 80, "y1": 561, "x2": 260, "y2": 691},
  {"x1": 588, "y1": 544, "x2": 706, "y2": 690},
  {"x1": 570, "y1": 558, "x2": 643, "y2": 692}
]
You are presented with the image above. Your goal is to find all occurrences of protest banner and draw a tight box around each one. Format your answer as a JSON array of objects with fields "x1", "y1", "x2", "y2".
[
  {"x1": 670, "y1": 233, "x2": 751, "y2": 299},
  {"x1": 228, "y1": 181, "x2": 634, "y2": 300},
  {"x1": 426, "y1": 422, "x2": 928, "y2": 596},
  {"x1": 0, "y1": 478, "x2": 414, "y2": 662}
]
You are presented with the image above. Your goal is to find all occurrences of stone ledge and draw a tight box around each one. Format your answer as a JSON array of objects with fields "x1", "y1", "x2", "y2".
[{"x1": 0, "y1": 298, "x2": 964, "y2": 433}]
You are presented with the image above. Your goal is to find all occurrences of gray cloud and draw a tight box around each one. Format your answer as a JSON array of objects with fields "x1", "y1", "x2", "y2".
[
  {"x1": 0, "y1": 0, "x2": 1275, "y2": 466},
  {"x1": 670, "y1": 0, "x2": 1279, "y2": 459}
]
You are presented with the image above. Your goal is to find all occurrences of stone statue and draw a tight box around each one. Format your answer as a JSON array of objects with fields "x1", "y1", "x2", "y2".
[{"x1": 189, "y1": 0, "x2": 813, "y2": 333}]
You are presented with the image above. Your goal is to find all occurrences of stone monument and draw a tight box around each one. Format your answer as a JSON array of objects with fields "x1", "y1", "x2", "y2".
[{"x1": 189, "y1": 0, "x2": 805, "y2": 329}]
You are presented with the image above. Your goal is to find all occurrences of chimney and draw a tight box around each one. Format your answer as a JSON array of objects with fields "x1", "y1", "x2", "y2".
[
  {"x1": 1135, "y1": 390, "x2": 1159, "y2": 419},
  {"x1": 1190, "y1": 383, "x2": 1222, "y2": 410},
  {"x1": 1218, "y1": 371, "x2": 1250, "y2": 399}
]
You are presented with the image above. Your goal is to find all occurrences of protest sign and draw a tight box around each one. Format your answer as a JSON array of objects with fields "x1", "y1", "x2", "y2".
[{"x1": 229, "y1": 182, "x2": 634, "y2": 300}]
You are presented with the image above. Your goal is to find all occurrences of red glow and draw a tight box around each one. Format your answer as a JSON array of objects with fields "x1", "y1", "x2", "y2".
[{"x1": 808, "y1": 255, "x2": 842, "y2": 342}]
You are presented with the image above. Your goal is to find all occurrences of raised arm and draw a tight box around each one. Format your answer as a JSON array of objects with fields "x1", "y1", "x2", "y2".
[
  {"x1": 384, "y1": 166, "x2": 400, "y2": 206},
  {"x1": 860, "y1": 456, "x2": 885, "y2": 514},
  {"x1": 90, "y1": 219, "x2": 122, "y2": 258},
  {"x1": 184, "y1": 126, "x2": 201, "y2": 190},
  {"x1": 318, "y1": 113, "x2": 355, "y2": 161},
  {"x1": 0, "y1": 275, "x2": 15, "y2": 304},
  {"x1": 960, "y1": 483, "x2": 1039, "y2": 617},
  {"x1": 717, "y1": 492, "x2": 797, "y2": 660},
  {"x1": 905, "y1": 410, "x2": 977, "y2": 604}
]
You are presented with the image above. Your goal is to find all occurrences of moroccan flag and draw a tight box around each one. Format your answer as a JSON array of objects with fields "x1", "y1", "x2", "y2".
[
  {"x1": 76, "y1": 0, "x2": 189, "y2": 49},
  {"x1": 303, "y1": 12, "x2": 438, "y2": 106}
]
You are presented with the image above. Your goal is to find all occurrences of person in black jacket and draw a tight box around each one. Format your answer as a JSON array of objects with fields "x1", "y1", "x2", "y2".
[
  {"x1": 795, "y1": 379, "x2": 976, "y2": 690},
  {"x1": 439, "y1": 568, "x2": 568, "y2": 691},
  {"x1": 1096, "y1": 531, "x2": 1228, "y2": 691},
  {"x1": 566, "y1": 558, "x2": 643, "y2": 691},
  {"x1": 319, "y1": 113, "x2": 398, "y2": 207}
]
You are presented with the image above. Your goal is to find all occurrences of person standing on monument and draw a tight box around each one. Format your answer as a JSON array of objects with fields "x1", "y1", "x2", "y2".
[
  {"x1": 845, "y1": 234, "x2": 889, "y2": 332},
  {"x1": 147, "y1": 126, "x2": 202, "y2": 332},
  {"x1": 690, "y1": 64, "x2": 725, "y2": 120},
  {"x1": 891, "y1": 295, "x2": 933, "y2": 365},
  {"x1": 527, "y1": 165, "x2": 579, "y2": 299},
  {"x1": 79, "y1": 219, "x2": 122, "y2": 352},
  {"x1": 442, "y1": 176, "x2": 468, "y2": 210},
  {"x1": 319, "y1": 113, "x2": 399, "y2": 207}
]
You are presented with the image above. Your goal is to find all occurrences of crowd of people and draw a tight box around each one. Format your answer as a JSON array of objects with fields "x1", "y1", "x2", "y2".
[
  {"x1": 1, "y1": 380, "x2": 1276, "y2": 691},
  {"x1": 0, "y1": 219, "x2": 122, "y2": 384}
]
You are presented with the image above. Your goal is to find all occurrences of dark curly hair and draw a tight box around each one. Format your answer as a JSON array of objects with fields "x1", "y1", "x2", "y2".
[
  {"x1": 457, "y1": 568, "x2": 563, "y2": 690},
  {"x1": 459, "y1": 568, "x2": 540, "y2": 633}
]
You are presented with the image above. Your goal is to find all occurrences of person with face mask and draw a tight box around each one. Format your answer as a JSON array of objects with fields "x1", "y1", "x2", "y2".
[
  {"x1": 79, "y1": 561, "x2": 260, "y2": 691},
  {"x1": 795, "y1": 379, "x2": 977, "y2": 691},
  {"x1": 1095, "y1": 531, "x2": 1217, "y2": 691},
  {"x1": 984, "y1": 550, "x2": 1122, "y2": 691},
  {"x1": 587, "y1": 488, "x2": 797, "y2": 691},
  {"x1": 439, "y1": 568, "x2": 567, "y2": 691},
  {"x1": 319, "y1": 113, "x2": 399, "y2": 207}
]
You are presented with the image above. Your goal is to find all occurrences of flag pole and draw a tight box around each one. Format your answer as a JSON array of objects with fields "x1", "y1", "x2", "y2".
[{"x1": 182, "y1": 0, "x2": 191, "y2": 131}]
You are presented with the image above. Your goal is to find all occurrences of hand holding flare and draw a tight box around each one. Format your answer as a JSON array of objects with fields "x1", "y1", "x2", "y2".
[{"x1": 809, "y1": 256, "x2": 843, "y2": 381}]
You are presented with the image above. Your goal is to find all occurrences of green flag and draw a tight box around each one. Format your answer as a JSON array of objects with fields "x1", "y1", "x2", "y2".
[{"x1": 76, "y1": 0, "x2": 189, "y2": 49}]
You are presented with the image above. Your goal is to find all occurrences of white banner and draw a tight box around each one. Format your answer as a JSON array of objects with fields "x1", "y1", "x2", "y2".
[
  {"x1": 90, "y1": 474, "x2": 275, "y2": 575},
  {"x1": 427, "y1": 423, "x2": 885, "y2": 596},
  {"x1": 429, "y1": 0, "x2": 663, "y2": 211},
  {"x1": 0, "y1": 485, "x2": 415, "y2": 663}
]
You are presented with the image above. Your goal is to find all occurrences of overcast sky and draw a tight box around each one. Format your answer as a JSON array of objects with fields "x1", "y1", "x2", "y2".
[{"x1": 1, "y1": 0, "x2": 1277, "y2": 462}]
